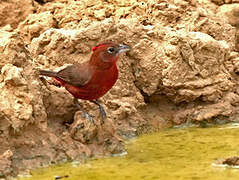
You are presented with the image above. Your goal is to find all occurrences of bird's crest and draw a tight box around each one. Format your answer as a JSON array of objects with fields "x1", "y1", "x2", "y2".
[{"x1": 92, "y1": 42, "x2": 114, "y2": 52}]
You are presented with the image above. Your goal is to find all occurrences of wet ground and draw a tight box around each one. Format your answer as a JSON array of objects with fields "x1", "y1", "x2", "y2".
[{"x1": 18, "y1": 123, "x2": 239, "y2": 180}]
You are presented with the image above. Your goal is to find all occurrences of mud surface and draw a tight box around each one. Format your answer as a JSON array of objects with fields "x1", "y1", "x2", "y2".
[{"x1": 1, "y1": 0, "x2": 239, "y2": 178}]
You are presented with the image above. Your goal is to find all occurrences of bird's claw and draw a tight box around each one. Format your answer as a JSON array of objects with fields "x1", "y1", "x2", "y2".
[
  {"x1": 91, "y1": 100, "x2": 107, "y2": 125},
  {"x1": 74, "y1": 98, "x2": 107, "y2": 125},
  {"x1": 82, "y1": 112, "x2": 96, "y2": 125},
  {"x1": 99, "y1": 105, "x2": 106, "y2": 124},
  {"x1": 74, "y1": 98, "x2": 96, "y2": 125}
]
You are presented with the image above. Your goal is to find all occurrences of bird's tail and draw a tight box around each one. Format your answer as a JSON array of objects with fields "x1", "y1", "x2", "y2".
[{"x1": 39, "y1": 70, "x2": 57, "y2": 77}]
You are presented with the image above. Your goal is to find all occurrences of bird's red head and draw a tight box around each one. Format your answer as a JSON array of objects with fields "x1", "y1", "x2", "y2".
[{"x1": 90, "y1": 42, "x2": 131, "y2": 69}]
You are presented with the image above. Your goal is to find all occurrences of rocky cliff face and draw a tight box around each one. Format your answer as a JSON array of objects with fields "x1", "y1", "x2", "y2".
[{"x1": 0, "y1": 0, "x2": 239, "y2": 178}]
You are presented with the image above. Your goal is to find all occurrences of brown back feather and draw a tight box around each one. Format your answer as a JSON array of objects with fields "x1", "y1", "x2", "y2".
[{"x1": 56, "y1": 63, "x2": 92, "y2": 87}]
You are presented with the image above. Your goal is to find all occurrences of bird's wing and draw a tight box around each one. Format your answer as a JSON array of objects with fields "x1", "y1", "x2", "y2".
[{"x1": 56, "y1": 64, "x2": 92, "y2": 87}]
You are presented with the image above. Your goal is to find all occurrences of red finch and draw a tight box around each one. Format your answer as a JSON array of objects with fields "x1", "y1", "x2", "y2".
[{"x1": 39, "y1": 42, "x2": 131, "y2": 124}]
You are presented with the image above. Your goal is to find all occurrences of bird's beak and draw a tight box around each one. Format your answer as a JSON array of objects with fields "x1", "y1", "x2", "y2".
[{"x1": 117, "y1": 44, "x2": 131, "y2": 54}]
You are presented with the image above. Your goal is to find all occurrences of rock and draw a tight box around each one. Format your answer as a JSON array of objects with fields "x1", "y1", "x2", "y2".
[
  {"x1": 217, "y1": 4, "x2": 239, "y2": 27},
  {"x1": 232, "y1": 55, "x2": 239, "y2": 73},
  {"x1": 18, "y1": 11, "x2": 56, "y2": 43},
  {"x1": 222, "y1": 156, "x2": 239, "y2": 166},
  {"x1": 215, "y1": 156, "x2": 239, "y2": 166},
  {"x1": 94, "y1": 9, "x2": 106, "y2": 20},
  {"x1": 0, "y1": 0, "x2": 33, "y2": 28},
  {"x1": 34, "y1": 0, "x2": 54, "y2": 5},
  {"x1": 135, "y1": 30, "x2": 233, "y2": 102},
  {"x1": 69, "y1": 111, "x2": 98, "y2": 144},
  {"x1": 211, "y1": 0, "x2": 225, "y2": 5},
  {"x1": 192, "y1": 15, "x2": 236, "y2": 51},
  {"x1": 0, "y1": 30, "x2": 29, "y2": 68},
  {"x1": 0, "y1": 150, "x2": 13, "y2": 177},
  {"x1": 1, "y1": 64, "x2": 26, "y2": 86},
  {"x1": 217, "y1": 4, "x2": 239, "y2": 60},
  {"x1": 0, "y1": 32, "x2": 47, "y2": 133}
]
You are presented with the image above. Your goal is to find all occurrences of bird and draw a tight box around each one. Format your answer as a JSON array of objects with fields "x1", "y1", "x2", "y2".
[{"x1": 39, "y1": 42, "x2": 131, "y2": 124}]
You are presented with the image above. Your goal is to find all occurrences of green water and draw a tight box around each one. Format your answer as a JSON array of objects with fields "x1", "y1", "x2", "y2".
[{"x1": 19, "y1": 123, "x2": 239, "y2": 180}]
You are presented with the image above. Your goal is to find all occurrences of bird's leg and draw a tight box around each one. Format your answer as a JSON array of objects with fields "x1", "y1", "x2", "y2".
[
  {"x1": 73, "y1": 98, "x2": 95, "y2": 125},
  {"x1": 91, "y1": 100, "x2": 106, "y2": 124}
]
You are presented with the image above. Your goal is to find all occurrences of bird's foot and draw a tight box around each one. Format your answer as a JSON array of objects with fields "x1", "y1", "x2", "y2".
[
  {"x1": 91, "y1": 100, "x2": 107, "y2": 125},
  {"x1": 82, "y1": 112, "x2": 96, "y2": 125},
  {"x1": 98, "y1": 104, "x2": 106, "y2": 124},
  {"x1": 74, "y1": 98, "x2": 96, "y2": 125}
]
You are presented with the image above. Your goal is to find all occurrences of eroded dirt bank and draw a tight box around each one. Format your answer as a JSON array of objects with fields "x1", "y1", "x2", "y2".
[{"x1": 1, "y1": 0, "x2": 239, "y2": 178}]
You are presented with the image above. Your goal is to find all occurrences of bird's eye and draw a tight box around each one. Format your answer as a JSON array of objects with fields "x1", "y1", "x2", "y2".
[{"x1": 107, "y1": 47, "x2": 115, "y2": 54}]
